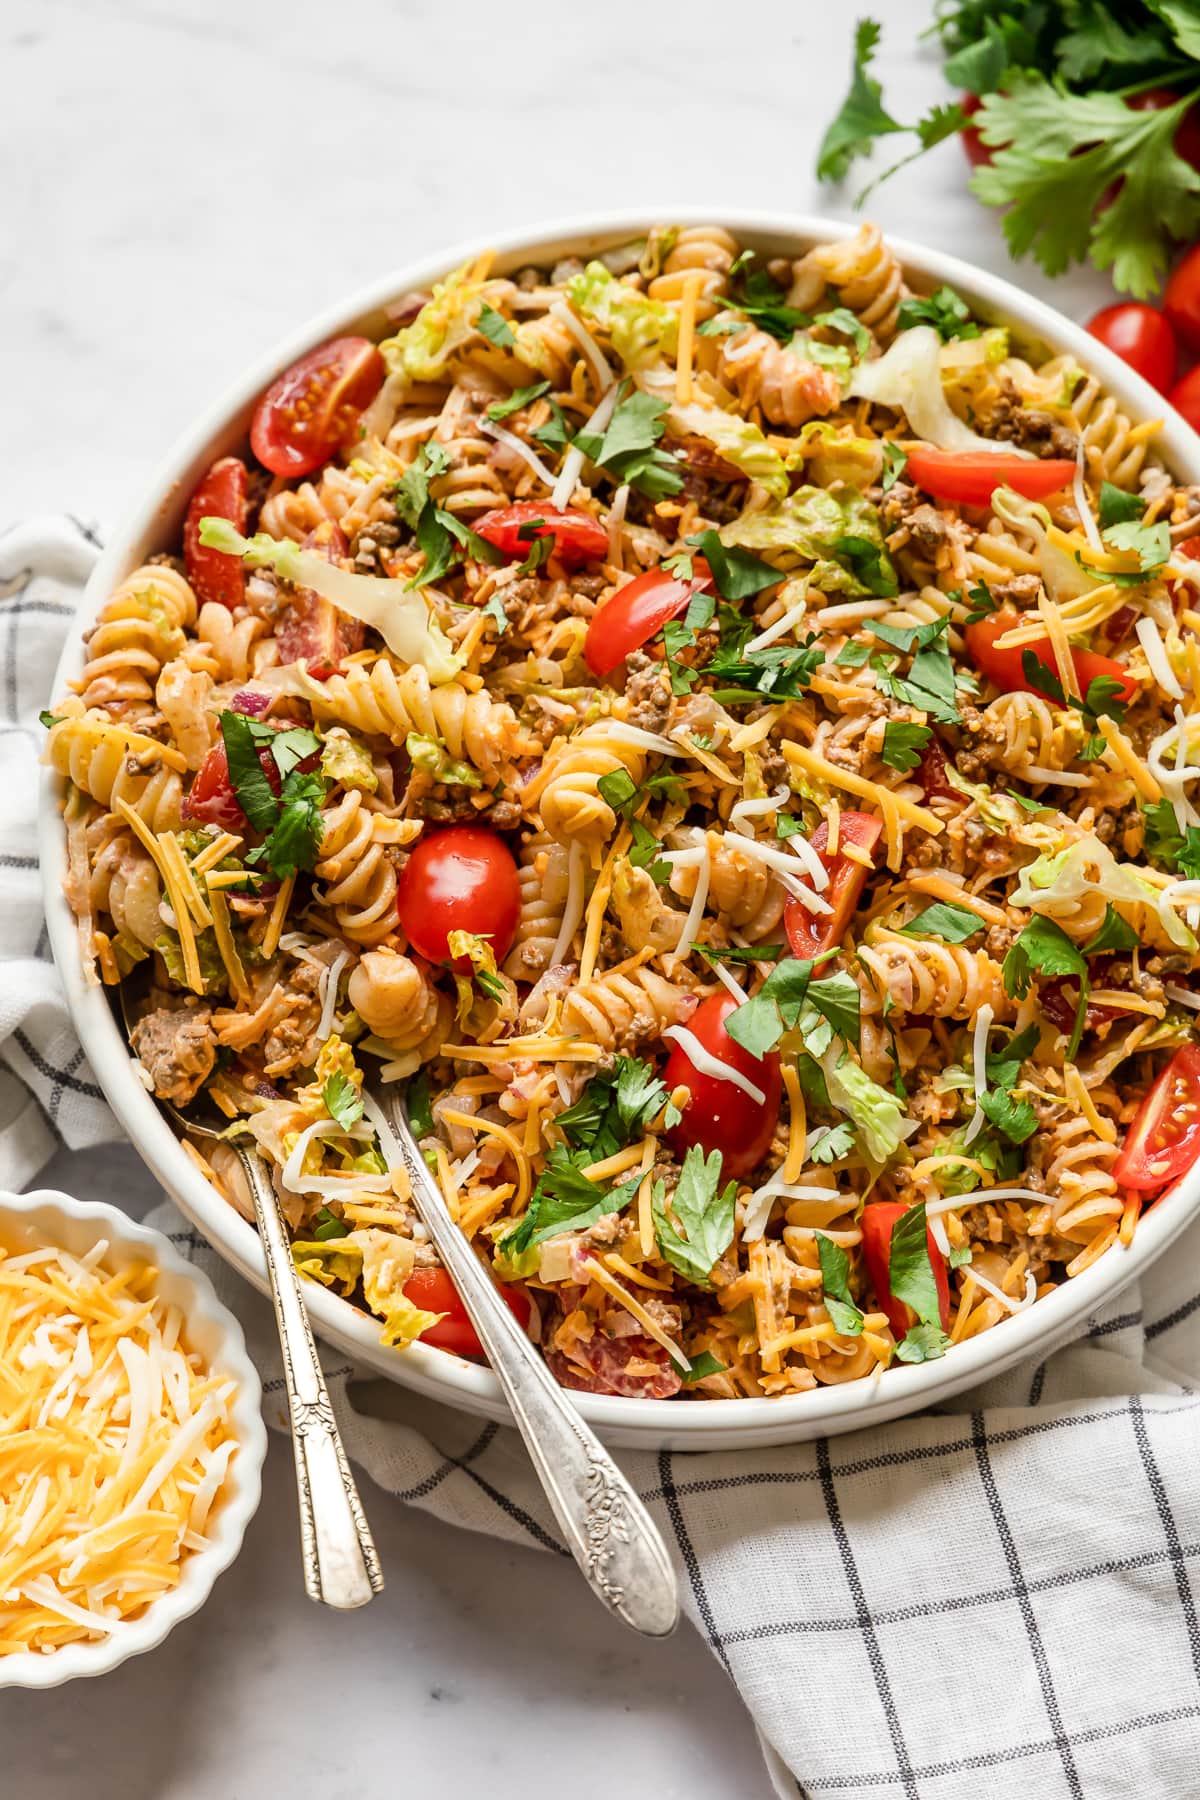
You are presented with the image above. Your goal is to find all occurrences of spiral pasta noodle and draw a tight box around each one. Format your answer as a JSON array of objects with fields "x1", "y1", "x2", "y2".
[
  {"x1": 307, "y1": 660, "x2": 526, "y2": 782},
  {"x1": 74, "y1": 564, "x2": 197, "y2": 714}
]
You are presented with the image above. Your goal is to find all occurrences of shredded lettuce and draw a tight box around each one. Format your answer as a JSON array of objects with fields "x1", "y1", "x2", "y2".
[
  {"x1": 720, "y1": 485, "x2": 895, "y2": 594},
  {"x1": 848, "y1": 325, "x2": 1030, "y2": 455},
  {"x1": 320, "y1": 728, "x2": 378, "y2": 794},
  {"x1": 197, "y1": 520, "x2": 462, "y2": 681},
  {"x1": 380, "y1": 261, "x2": 497, "y2": 382},
  {"x1": 784, "y1": 421, "x2": 884, "y2": 489},
  {"x1": 566, "y1": 262, "x2": 679, "y2": 370},
  {"x1": 1010, "y1": 833, "x2": 1196, "y2": 952},
  {"x1": 406, "y1": 731, "x2": 481, "y2": 788},
  {"x1": 991, "y1": 488, "x2": 1105, "y2": 607},
  {"x1": 665, "y1": 400, "x2": 788, "y2": 498},
  {"x1": 292, "y1": 1228, "x2": 444, "y2": 1350},
  {"x1": 821, "y1": 1050, "x2": 918, "y2": 1163}
]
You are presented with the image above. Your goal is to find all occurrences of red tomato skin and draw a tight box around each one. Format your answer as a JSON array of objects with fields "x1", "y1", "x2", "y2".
[
  {"x1": 664, "y1": 993, "x2": 781, "y2": 1181},
  {"x1": 859, "y1": 1202, "x2": 951, "y2": 1341},
  {"x1": 959, "y1": 93, "x2": 992, "y2": 169},
  {"x1": 1165, "y1": 246, "x2": 1200, "y2": 355},
  {"x1": 585, "y1": 559, "x2": 715, "y2": 678},
  {"x1": 1168, "y1": 365, "x2": 1200, "y2": 434},
  {"x1": 964, "y1": 610, "x2": 1138, "y2": 708},
  {"x1": 1170, "y1": 534, "x2": 1200, "y2": 602},
  {"x1": 184, "y1": 457, "x2": 248, "y2": 610},
  {"x1": 250, "y1": 336, "x2": 385, "y2": 479},
  {"x1": 394, "y1": 825, "x2": 521, "y2": 968},
  {"x1": 783, "y1": 813, "x2": 883, "y2": 961},
  {"x1": 403, "y1": 1266, "x2": 531, "y2": 1359},
  {"x1": 275, "y1": 521, "x2": 363, "y2": 679},
  {"x1": 475, "y1": 502, "x2": 608, "y2": 569},
  {"x1": 1112, "y1": 1045, "x2": 1200, "y2": 1195},
  {"x1": 915, "y1": 737, "x2": 959, "y2": 803},
  {"x1": 182, "y1": 739, "x2": 276, "y2": 831},
  {"x1": 1087, "y1": 303, "x2": 1178, "y2": 394},
  {"x1": 904, "y1": 448, "x2": 1076, "y2": 508}
]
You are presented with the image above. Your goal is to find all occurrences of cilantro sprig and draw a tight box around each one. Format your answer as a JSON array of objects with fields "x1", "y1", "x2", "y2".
[{"x1": 218, "y1": 711, "x2": 326, "y2": 879}]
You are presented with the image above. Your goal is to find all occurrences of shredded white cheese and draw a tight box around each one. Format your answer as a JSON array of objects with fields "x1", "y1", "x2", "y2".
[
  {"x1": 477, "y1": 418, "x2": 560, "y2": 489},
  {"x1": 742, "y1": 1182, "x2": 841, "y2": 1242},
  {"x1": 551, "y1": 841, "x2": 586, "y2": 965},
  {"x1": 1136, "y1": 615, "x2": 1185, "y2": 702},
  {"x1": 661, "y1": 1024, "x2": 765, "y2": 1104}
]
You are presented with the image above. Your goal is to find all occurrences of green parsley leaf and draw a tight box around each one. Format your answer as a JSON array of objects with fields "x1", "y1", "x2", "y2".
[
  {"x1": 683, "y1": 529, "x2": 781, "y2": 602},
  {"x1": 1102, "y1": 516, "x2": 1171, "y2": 574},
  {"x1": 941, "y1": 18, "x2": 1013, "y2": 96},
  {"x1": 694, "y1": 942, "x2": 784, "y2": 967},
  {"x1": 219, "y1": 711, "x2": 280, "y2": 833},
  {"x1": 719, "y1": 258, "x2": 814, "y2": 342},
  {"x1": 597, "y1": 768, "x2": 639, "y2": 813},
  {"x1": 708, "y1": 635, "x2": 825, "y2": 704},
  {"x1": 500, "y1": 1151, "x2": 642, "y2": 1260},
  {"x1": 38, "y1": 709, "x2": 61, "y2": 730},
  {"x1": 557, "y1": 1056, "x2": 677, "y2": 1162},
  {"x1": 881, "y1": 442, "x2": 908, "y2": 493},
  {"x1": 809, "y1": 1122, "x2": 857, "y2": 1165},
  {"x1": 514, "y1": 520, "x2": 554, "y2": 577},
  {"x1": 978, "y1": 1087, "x2": 1038, "y2": 1145},
  {"x1": 1097, "y1": 482, "x2": 1145, "y2": 530},
  {"x1": 477, "y1": 302, "x2": 515, "y2": 350},
  {"x1": 322, "y1": 1070, "x2": 363, "y2": 1132},
  {"x1": 795, "y1": 1050, "x2": 831, "y2": 1110},
  {"x1": 816, "y1": 1231, "x2": 865, "y2": 1335},
  {"x1": 834, "y1": 640, "x2": 873, "y2": 669},
  {"x1": 964, "y1": 581, "x2": 998, "y2": 623},
  {"x1": 807, "y1": 971, "x2": 861, "y2": 1048},
  {"x1": 312, "y1": 1205, "x2": 350, "y2": 1241},
  {"x1": 250, "y1": 769, "x2": 326, "y2": 878},
  {"x1": 985, "y1": 1022, "x2": 1040, "y2": 1091},
  {"x1": 628, "y1": 818, "x2": 670, "y2": 883},
  {"x1": 888, "y1": 1201, "x2": 943, "y2": 1330},
  {"x1": 880, "y1": 720, "x2": 931, "y2": 774},
  {"x1": 1082, "y1": 904, "x2": 1140, "y2": 956},
  {"x1": 482, "y1": 593, "x2": 509, "y2": 635},
  {"x1": 651, "y1": 1146, "x2": 738, "y2": 1288},
  {"x1": 406, "y1": 1071, "x2": 434, "y2": 1138},
  {"x1": 896, "y1": 1321, "x2": 951, "y2": 1363},
  {"x1": 813, "y1": 307, "x2": 872, "y2": 358},
  {"x1": 677, "y1": 1349, "x2": 728, "y2": 1385},
  {"x1": 898, "y1": 902, "x2": 984, "y2": 944},
  {"x1": 895, "y1": 284, "x2": 980, "y2": 342},
  {"x1": 816, "y1": 18, "x2": 905, "y2": 184},
  {"x1": 486, "y1": 380, "x2": 551, "y2": 422},
  {"x1": 531, "y1": 399, "x2": 571, "y2": 451},
  {"x1": 872, "y1": 616, "x2": 960, "y2": 724},
  {"x1": 394, "y1": 441, "x2": 451, "y2": 530},
  {"x1": 833, "y1": 533, "x2": 899, "y2": 598},
  {"x1": 574, "y1": 384, "x2": 683, "y2": 500},
  {"x1": 1003, "y1": 915, "x2": 1088, "y2": 999}
]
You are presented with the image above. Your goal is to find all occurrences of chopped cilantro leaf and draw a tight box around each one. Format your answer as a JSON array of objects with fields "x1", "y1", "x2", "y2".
[
  {"x1": 881, "y1": 441, "x2": 908, "y2": 493},
  {"x1": 898, "y1": 902, "x2": 983, "y2": 944},
  {"x1": 322, "y1": 1070, "x2": 363, "y2": 1132},
  {"x1": 477, "y1": 303, "x2": 515, "y2": 350},
  {"x1": 895, "y1": 285, "x2": 980, "y2": 342},
  {"x1": 487, "y1": 380, "x2": 551, "y2": 422},
  {"x1": 816, "y1": 1231, "x2": 865, "y2": 1334},
  {"x1": 880, "y1": 720, "x2": 931, "y2": 773}
]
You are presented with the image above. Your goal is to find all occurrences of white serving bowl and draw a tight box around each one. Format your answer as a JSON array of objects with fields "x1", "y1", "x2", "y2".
[
  {"x1": 40, "y1": 210, "x2": 1200, "y2": 1450},
  {"x1": 0, "y1": 1189, "x2": 266, "y2": 1687}
]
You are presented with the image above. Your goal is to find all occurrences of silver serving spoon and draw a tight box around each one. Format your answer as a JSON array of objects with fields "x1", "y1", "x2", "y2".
[
  {"x1": 120, "y1": 991, "x2": 382, "y2": 1610},
  {"x1": 372, "y1": 1086, "x2": 680, "y2": 1638}
]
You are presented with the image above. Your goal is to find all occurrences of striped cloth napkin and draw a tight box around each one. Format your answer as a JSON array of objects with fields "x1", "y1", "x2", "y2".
[{"x1": 6, "y1": 515, "x2": 1200, "y2": 1800}]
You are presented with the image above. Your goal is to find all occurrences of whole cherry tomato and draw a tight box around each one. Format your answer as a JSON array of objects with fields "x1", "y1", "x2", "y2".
[
  {"x1": 1087, "y1": 303, "x2": 1178, "y2": 394},
  {"x1": 584, "y1": 558, "x2": 715, "y2": 678},
  {"x1": 250, "y1": 336, "x2": 385, "y2": 479},
  {"x1": 1168, "y1": 365, "x2": 1200, "y2": 434},
  {"x1": 959, "y1": 93, "x2": 993, "y2": 170},
  {"x1": 474, "y1": 502, "x2": 609, "y2": 569},
  {"x1": 784, "y1": 812, "x2": 883, "y2": 961},
  {"x1": 965, "y1": 609, "x2": 1138, "y2": 707},
  {"x1": 859, "y1": 1201, "x2": 951, "y2": 1342},
  {"x1": 404, "y1": 1266, "x2": 531, "y2": 1359},
  {"x1": 184, "y1": 457, "x2": 248, "y2": 610},
  {"x1": 1164, "y1": 245, "x2": 1200, "y2": 355},
  {"x1": 904, "y1": 448, "x2": 1076, "y2": 508},
  {"x1": 1112, "y1": 1044, "x2": 1200, "y2": 1195},
  {"x1": 395, "y1": 825, "x2": 521, "y2": 967},
  {"x1": 664, "y1": 992, "x2": 782, "y2": 1182}
]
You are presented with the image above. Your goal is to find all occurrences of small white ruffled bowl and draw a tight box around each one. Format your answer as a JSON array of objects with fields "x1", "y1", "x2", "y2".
[{"x1": 0, "y1": 1188, "x2": 267, "y2": 1689}]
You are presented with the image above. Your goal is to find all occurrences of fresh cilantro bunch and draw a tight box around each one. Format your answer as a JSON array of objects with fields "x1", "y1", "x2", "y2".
[{"x1": 817, "y1": 6, "x2": 1200, "y2": 296}]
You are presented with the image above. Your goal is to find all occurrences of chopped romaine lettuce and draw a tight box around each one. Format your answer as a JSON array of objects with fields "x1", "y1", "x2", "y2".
[
  {"x1": 320, "y1": 727, "x2": 378, "y2": 794},
  {"x1": 665, "y1": 400, "x2": 788, "y2": 498},
  {"x1": 566, "y1": 262, "x2": 679, "y2": 370},
  {"x1": 848, "y1": 325, "x2": 1031, "y2": 456},
  {"x1": 821, "y1": 1050, "x2": 918, "y2": 1163},
  {"x1": 380, "y1": 261, "x2": 497, "y2": 382}
]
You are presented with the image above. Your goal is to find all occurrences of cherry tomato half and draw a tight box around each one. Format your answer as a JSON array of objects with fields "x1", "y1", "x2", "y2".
[
  {"x1": 1168, "y1": 365, "x2": 1200, "y2": 435},
  {"x1": 964, "y1": 609, "x2": 1138, "y2": 708},
  {"x1": 404, "y1": 1266, "x2": 532, "y2": 1359},
  {"x1": 584, "y1": 558, "x2": 715, "y2": 679},
  {"x1": 182, "y1": 738, "x2": 278, "y2": 831},
  {"x1": 1165, "y1": 245, "x2": 1200, "y2": 356},
  {"x1": 1087, "y1": 303, "x2": 1178, "y2": 394},
  {"x1": 395, "y1": 825, "x2": 521, "y2": 968},
  {"x1": 184, "y1": 457, "x2": 248, "y2": 610},
  {"x1": 859, "y1": 1201, "x2": 951, "y2": 1342},
  {"x1": 784, "y1": 812, "x2": 883, "y2": 961},
  {"x1": 904, "y1": 448, "x2": 1076, "y2": 508},
  {"x1": 250, "y1": 336, "x2": 385, "y2": 479},
  {"x1": 1111, "y1": 1045, "x2": 1200, "y2": 1195},
  {"x1": 275, "y1": 521, "x2": 363, "y2": 679},
  {"x1": 474, "y1": 502, "x2": 609, "y2": 569},
  {"x1": 664, "y1": 992, "x2": 781, "y2": 1182},
  {"x1": 914, "y1": 737, "x2": 960, "y2": 803}
]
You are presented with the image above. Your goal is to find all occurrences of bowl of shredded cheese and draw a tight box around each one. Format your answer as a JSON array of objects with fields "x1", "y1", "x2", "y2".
[{"x1": 0, "y1": 1188, "x2": 265, "y2": 1687}]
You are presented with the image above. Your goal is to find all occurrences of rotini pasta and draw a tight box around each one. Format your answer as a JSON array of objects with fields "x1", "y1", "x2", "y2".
[{"x1": 45, "y1": 221, "x2": 1200, "y2": 1402}]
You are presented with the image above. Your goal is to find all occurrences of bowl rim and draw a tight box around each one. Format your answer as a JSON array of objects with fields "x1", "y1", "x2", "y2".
[
  {"x1": 38, "y1": 206, "x2": 1200, "y2": 1451},
  {"x1": 0, "y1": 1187, "x2": 266, "y2": 1687}
]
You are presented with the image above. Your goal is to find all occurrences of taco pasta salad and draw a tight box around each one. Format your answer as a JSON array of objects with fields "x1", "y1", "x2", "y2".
[{"x1": 44, "y1": 222, "x2": 1200, "y2": 1399}]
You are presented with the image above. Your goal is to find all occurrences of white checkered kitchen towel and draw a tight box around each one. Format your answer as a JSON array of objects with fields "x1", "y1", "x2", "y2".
[{"x1": 6, "y1": 516, "x2": 1200, "y2": 1799}]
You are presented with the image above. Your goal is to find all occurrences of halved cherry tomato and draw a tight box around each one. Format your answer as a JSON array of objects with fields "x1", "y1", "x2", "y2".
[
  {"x1": 905, "y1": 448, "x2": 1076, "y2": 508},
  {"x1": 1165, "y1": 245, "x2": 1200, "y2": 355},
  {"x1": 859, "y1": 1201, "x2": 951, "y2": 1342},
  {"x1": 914, "y1": 736, "x2": 960, "y2": 803},
  {"x1": 1039, "y1": 976, "x2": 1122, "y2": 1038},
  {"x1": 250, "y1": 336, "x2": 385, "y2": 479},
  {"x1": 184, "y1": 457, "x2": 248, "y2": 610},
  {"x1": 784, "y1": 813, "x2": 883, "y2": 961},
  {"x1": 474, "y1": 502, "x2": 608, "y2": 569},
  {"x1": 959, "y1": 93, "x2": 993, "y2": 170},
  {"x1": 1169, "y1": 535, "x2": 1200, "y2": 602},
  {"x1": 275, "y1": 521, "x2": 363, "y2": 679},
  {"x1": 1112, "y1": 1044, "x2": 1200, "y2": 1195},
  {"x1": 965, "y1": 609, "x2": 1139, "y2": 707},
  {"x1": 395, "y1": 825, "x2": 521, "y2": 967},
  {"x1": 545, "y1": 1332, "x2": 682, "y2": 1397},
  {"x1": 584, "y1": 558, "x2": 715, "y2": 678},
  {"x1": 664, "y1": 992, "x2": 781, "y2": 1182},
  {"x1": 403, "y1": 1266, "x2": 531, "y2": 1359},
  {"x1": 182, "y1": 738, "x2": 278, "y2": 831},
  {"x1": 1087, "y1": 303, "x2": 1178, "y2": 394},
  {"x1": 1168, "y1": 365, "x2": 1200, "y2": 435}
]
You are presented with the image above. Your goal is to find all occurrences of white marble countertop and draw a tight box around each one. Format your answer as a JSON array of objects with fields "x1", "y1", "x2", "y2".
[{"x1": 2, "y1": 1, "x2": 1120, "y2": 1792}]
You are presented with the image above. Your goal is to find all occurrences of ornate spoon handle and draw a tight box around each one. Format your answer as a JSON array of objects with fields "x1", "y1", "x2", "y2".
[
  {"x1": 235, "y1": 1144, "x2": 383, "y2": 1610},
  {"x1": 375, "y1": 1092, "x2": 678, "y2": 1638}
]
